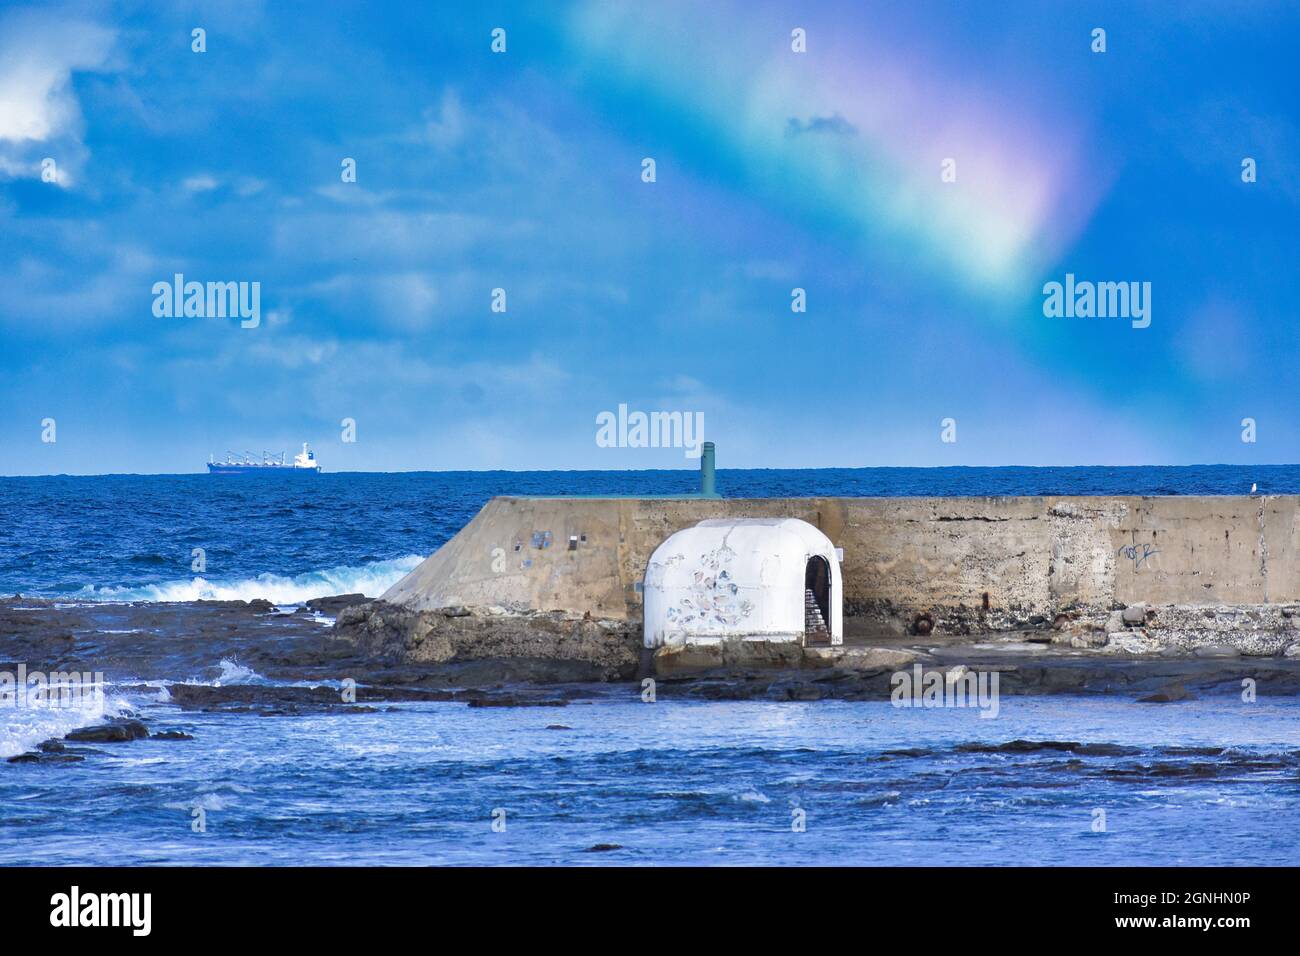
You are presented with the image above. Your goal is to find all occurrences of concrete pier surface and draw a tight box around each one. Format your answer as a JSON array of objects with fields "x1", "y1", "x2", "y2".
[{"x1": 335, "y1": 494, "x2": 1300, "y2": 686}]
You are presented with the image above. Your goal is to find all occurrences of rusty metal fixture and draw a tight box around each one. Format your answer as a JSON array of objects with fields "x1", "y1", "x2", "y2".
[{"x1": 913, "y1": 611, "x2": 934, "y2": 636}]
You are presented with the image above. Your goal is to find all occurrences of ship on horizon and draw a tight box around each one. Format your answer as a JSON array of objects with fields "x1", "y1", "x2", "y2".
[{"x1": 207, "y1": 443, "x2": 321, "y2": 474}]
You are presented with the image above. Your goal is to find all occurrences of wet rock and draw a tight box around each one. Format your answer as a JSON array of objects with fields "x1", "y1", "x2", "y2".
[
  {"x1": 65, "y1": 719, "x2": 149, "y2": 743},
  {"x1": 803, "y1": 646, "x2": 918, "y2": 670},
  {"x1": 771, "y1": 681, "x2": 829, "y2": 701},
  {"x1": 545, "y1": 724, "x2": 572, "y2": 730},
  {"x1": 335, "y1": 601, "x2": 640, "y2": 681},
  {"x1": 411, "y1": 657, "x2": 620, "y2": 684},
  {"x1": 956, "y1": 739, "x2": 1080, "y2": 754},
  {"x1": 655, "y1": 651, "x2": 1300, "y2": 701},
  {"x1": 306, "y1": 593, "x2": 369, "y2": 616},
  {"x1": 582, "y1": 844, "x2": 622, "y2": 853},
  {"x1": 467, "y1": 696, "x2": 569, "y2": 708},
  {"x1": 8, "y1": 751, "x2": 85, "y2": 764},
  {"x1": 1073, "y1": 742, "x2": 1142, "y2": 756},
  {"x1": 166, "y1": 682, "x2": 460, "y2": 713},
  {"x1": 1138, "y1": 683, "x2": 1194, "y2": 703},
  {"x1": 1192, "y1": 644, "x2": 1240, "y2": 659},
  {"x1": 0, "y1": 595, "x2": 371, "y2": 690},
  {"x1": 167, "y1": 683, "x2": 344, "y2": 711}
]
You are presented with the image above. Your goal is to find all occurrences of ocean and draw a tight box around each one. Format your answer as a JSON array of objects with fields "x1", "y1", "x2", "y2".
[{"x1": 1, "y1": 465, "x2": 1298, "y2": 866}]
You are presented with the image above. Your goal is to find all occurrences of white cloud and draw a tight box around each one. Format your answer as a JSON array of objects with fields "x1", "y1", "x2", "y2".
[
  {"x1": 182, "y1": 174, "x2": 220, "y2": 193},
  {"x1": 0, "y1": 243, "x2": 158, "y2": 328},
  {"x1": 276, "y1": 208, "x2": 530, "y2": 264},
  {"x1": 0, "y1": 9, "x2": 115, "y2": 186},
  {"x1": 421, "y1": 88, "x2": 465, "y2": 151},
  {"x1": 235, "y1": 177, "x2": 267, "y2": 197},
  {"x1": 304, "y1": 271, "x2": 453, "y2": 330}
]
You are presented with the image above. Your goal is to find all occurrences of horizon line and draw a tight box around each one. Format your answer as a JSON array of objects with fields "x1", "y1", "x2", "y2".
[{"x1": 3, "y1": 461, "x2": 1299, "y2": 479}]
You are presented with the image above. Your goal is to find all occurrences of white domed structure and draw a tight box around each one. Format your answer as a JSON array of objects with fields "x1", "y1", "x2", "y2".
[{"x1": 643, "y1": 518, "x2": 842, "y2": 648}]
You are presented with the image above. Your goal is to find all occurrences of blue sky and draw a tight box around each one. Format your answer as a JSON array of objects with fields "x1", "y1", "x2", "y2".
[{"x1": 1, "y1": 0, "x2": 1297, "y2": 474}]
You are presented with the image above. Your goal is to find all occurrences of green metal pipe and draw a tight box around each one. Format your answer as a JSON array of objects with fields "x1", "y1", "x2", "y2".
[{"x1": 700, "y1": 442, "x2": 718, "y2": 498}]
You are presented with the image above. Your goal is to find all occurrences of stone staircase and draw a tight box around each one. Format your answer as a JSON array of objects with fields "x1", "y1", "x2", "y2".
[{"x1": 804, "y1": 588, "x2": 831, "y2": 645}]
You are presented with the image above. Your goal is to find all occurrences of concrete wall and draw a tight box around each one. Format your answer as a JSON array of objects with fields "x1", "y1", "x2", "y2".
[{"x1": 381, "y1": 495, "x2": 1300, "y2": 622}]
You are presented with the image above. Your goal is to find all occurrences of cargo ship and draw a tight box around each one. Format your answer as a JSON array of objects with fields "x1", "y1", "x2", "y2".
[{"x1": 207, "y1": 443, "x2": 321, "y2": 474}]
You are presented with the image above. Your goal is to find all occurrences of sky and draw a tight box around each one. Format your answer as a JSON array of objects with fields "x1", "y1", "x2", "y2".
[{"x1": 1, "y1": 0, "x2": 1298, "y2": 474}]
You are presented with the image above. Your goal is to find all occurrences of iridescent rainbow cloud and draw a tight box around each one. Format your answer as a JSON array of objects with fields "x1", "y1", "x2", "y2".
[{"x1": 564, "y1": 2, "x2": 1102, "y2": 296}]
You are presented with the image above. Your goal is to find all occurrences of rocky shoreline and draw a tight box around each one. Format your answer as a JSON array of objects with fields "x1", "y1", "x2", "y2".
[
  {"x1": 5, "y1": 592, "x2": 1300, "y2": 765},
  {"x1": 333, "y1": 593, "x2": 1300, "y2": 676}
]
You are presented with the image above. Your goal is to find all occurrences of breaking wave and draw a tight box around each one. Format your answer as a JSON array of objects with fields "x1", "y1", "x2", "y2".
[
  {"x1": 0, "y1": 694, "x2": 130, "y2": 761},
  {"x1": 70, "y1": 555, "x2": 424, "y2": 604},
  {"x1": 214, "y1": 658, "x2": 265, "y2": 686}
]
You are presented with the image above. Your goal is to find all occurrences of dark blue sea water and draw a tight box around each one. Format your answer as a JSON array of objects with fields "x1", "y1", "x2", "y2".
[
  {"x1": 4, "y1": 695, "x2": 1298, "y2": 866},
  {"x1": 1, "y1": 464, "x2": 1295, "y2": 599},
  {"x1": 1, "y1": 465, "x2": 1298, "y2": 866}
]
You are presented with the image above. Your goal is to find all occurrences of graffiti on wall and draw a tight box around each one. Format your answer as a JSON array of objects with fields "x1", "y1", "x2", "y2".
[
  {"x1": 664, "y1": 543, "x2": 755, "y2": 628},
  {"x1": 1117, "y1": 543, "x2": 1160, "y2": 570}
]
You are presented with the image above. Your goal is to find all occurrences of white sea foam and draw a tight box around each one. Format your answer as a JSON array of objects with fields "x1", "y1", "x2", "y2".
[
  {"x1": 0, "y1": 695, "x2": 130, "y2": 761},
  {"x1": 70, "y1": 554, "x2": 424, "y2": 604},
  {"x1": 214, "y1": 658, "x2": 263, "y2": 686},
  {"x1": 164, "y1": 792, "x2": 237, "y2": 812}
]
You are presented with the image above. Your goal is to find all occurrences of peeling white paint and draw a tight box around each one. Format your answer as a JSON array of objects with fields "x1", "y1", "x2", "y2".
[{"x1": 643, "y1": 518, "x2": 842, "y2": 648}]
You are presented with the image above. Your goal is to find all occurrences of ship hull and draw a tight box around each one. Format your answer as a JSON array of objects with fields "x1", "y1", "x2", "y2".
[{"x1": 207, "y1": 464, "x2": 321, "y2": 475}]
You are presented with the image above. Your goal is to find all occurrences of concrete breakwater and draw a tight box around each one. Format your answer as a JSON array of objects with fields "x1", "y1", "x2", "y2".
[{"x1": 336, "y1": 494, "x2": 1300, "y2": 677}]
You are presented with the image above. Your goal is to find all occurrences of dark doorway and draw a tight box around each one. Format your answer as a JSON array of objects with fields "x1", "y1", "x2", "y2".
[{"x1": 804, "y1": 556, "x2": 831, "y2": 645}]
